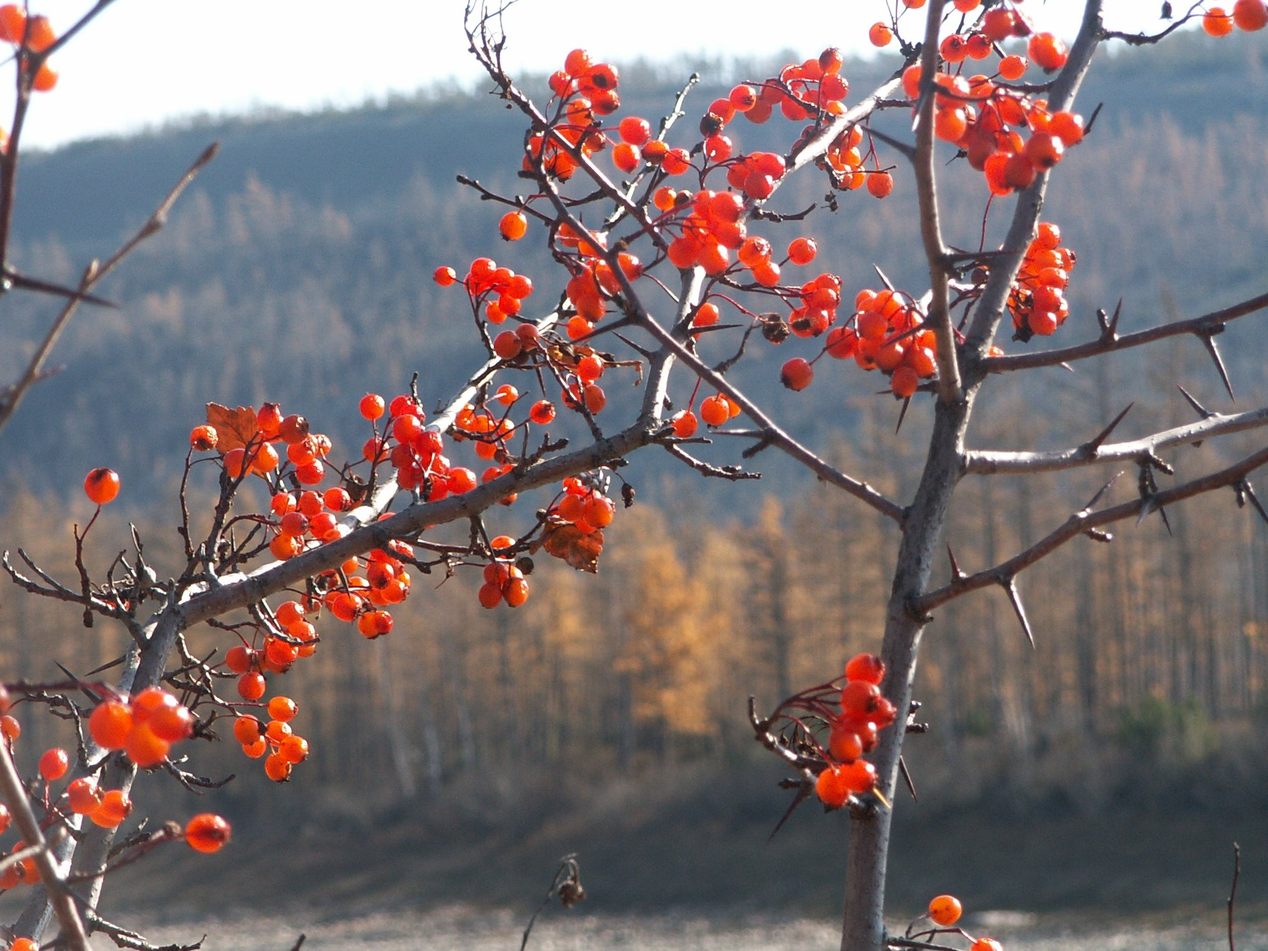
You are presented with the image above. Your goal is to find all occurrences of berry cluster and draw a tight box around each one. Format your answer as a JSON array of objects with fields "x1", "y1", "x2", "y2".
[
  {"x1": 527, "y1": 48, "x2": 623, "y2": 181},
  {"x1": 1203, "y1": 1, "x2": 1268, "y2": 35},
  {"x1": 0, "y1": 4, "x2": 58, "y2": 92},
  {"x1": 1006, "y1": 221, "x2": 1076, "y2": 339},
  {"x1": 230, "y1": 695, "x2": 309, "y2": 783},
  {"x1": 436, "y1": 254, "x2": 535, "y2": 326},
  {"x1": 814, "y1": 652, "x2": 898, "y2": 809},
  {"x1": 88, "y1": 686, "x2": 195, "y2": 768},
  {"x1": 820, "y1": 288, "x2": 938, "y2": 398}
]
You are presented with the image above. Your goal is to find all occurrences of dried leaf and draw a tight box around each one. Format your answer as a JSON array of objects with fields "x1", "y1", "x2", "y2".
[
  {"x1": 206, "y1": 402, "x2": 258, "y2": 453},
  {"x1": 538, "y1": 520, "x2": 604, "y2": 573}
]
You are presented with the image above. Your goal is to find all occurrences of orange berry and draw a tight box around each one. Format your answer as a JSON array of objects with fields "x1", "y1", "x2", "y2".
[
  {"x1": 970, "y1": 940, "x2": 1003, "y2": 951},
  {"x1": 1028, "y1": 32, "x2": 1068, "y2": 71},
  {"x1": 670, "y1": 409, "x2": 698, "y2": 437},
  {"x1": 264, "y1": 753, "x2": 292, "y2": 782},
  {"x1": 815, "y1": 765, "x2": 850, "y2": 809},
  {"x1": 124, "y1": 722, "x2": 170, "y2": 768},
  {"x1": 998, "y1": 54, "x2": 1027, "y2": 81},
  {"x1": 868, "y1": 22, "x2": 893, "y2": 47},
  {"x1": 237, "y1": 672, "x2": 266, "y2": 701},
  {"x1": 88, "y1": 700, "x2": 133, "y2": 750},
  {"x1": 845, "y1": 652, "x2": 886, "y2": 685},
  {"x1": 499, "y1": 210, "x2": 528, "y2": 241},
  {"x1": 149, "y1": 702, "x2": 194, "y2": 742},
  {"x1": 24, "y1": 14, "x2": 55, "y2": 52},
  {"x1": 866, "y1": 171, "x2": 894, "y2": 199},
  {"x1": 0, "y1": 5, "x2": 27, "y2": 43},
  {"x1": 91, "y1": 789, "x2": 132, "y2": 828},
  {"x1": 32, "y1": 63, "x2": 57, "y2": 92},
  {"x1": 780, "y1": 357, "x2": 814, "y2": 391},
  {"x1": 66, "y1": 777, "x2": 101, "y2": 815},
  {"x1": 189, "y1": 424, "x2": 219, "y2": 450},
  {"x1": 279, "y1": 734, "x2": 310, "y2": 764},
  {"x1": 928, "y1": 894, "x2": 963, "y2": 927},
  {"x1": 83, "y1": 467, "x2": 120, "y2": 505},
  {"x1": 1234, "y1": 0, "x2": 1268, "y2": 29},
  {"x1": 233, "y1": 715, "x2": 262, "y2": 745},
  {"x1": 38, "y1": 747, "x2": 69, "y2": 782},
  {"x1": 267, "y1": 696, "x2": 298, "y2": 723},
  {"x1": 0, "y1": 714, "x2": 19, "y2": 740},
  {"x1": 184, "y1": 813, "x2": 232, "y2": 854},
  {"x1": 10, "y1": 938, "x2": 37, "y2": 951},
  {"x1": 699, "y1": 394, "x2": 732, "y2": 427}
]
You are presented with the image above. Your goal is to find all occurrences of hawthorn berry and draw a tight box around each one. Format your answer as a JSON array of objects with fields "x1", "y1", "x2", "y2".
[
  {"x1": 185, "y1": 813, "x2": 232, "y2": 854},
  {"x1": 38, "y1": 747, "x2": 69, "y2": 782},
  {"x1": 780, "y1": 357, "x2": 814, "y2": 391},
  {"x1": 928, "y1": 894, "x2": 963, "y2": 926},
  {"x1": 84, "y1": 467, "x2": 121, "y2": 505}
]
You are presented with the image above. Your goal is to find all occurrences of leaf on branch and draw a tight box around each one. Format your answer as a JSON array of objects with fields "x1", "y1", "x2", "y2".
[
  {"x1": 205, "y1": 402, "x2": 258, "y2": 452},
  {"x1": 537, "y1": 520, "x2": 604, "y2": 573}
]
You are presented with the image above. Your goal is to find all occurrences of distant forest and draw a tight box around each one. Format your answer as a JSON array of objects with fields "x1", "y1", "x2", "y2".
[{"x1": 1, "y1": 30, "x2": 1267, "y2": 818}]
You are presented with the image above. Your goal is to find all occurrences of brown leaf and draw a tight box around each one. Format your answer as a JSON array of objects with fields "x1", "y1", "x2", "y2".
[
  {"x1": 538, "y1": 520, "x2": 604, "y2": 573},
  {"x1": 206, "y1": 402, "x2": 259, "y2": 453}
]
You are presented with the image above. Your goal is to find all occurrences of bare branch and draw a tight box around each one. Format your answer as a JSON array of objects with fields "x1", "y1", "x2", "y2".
[
  {"x1": 920, "y1": 441, "x2": 1268, "y2": 613},
  {"x1": 981, "y1": 291, "x2": 1268, "y2": 375},
  {"x1": 912, "y1": 0, "x2": 962, "y2": 402},
  {"x1": 964, "y1": 404, "x2": 1268, "y2": 475}
]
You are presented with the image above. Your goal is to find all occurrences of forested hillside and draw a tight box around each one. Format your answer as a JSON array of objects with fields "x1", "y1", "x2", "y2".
[{"x1": 1, "y1": 26, "x2": 1267, "y2": 921}]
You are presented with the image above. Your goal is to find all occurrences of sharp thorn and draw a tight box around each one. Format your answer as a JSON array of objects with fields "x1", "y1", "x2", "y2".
[
  {"x1": 768, "y1": 782, "x2": 812, "y2": 841},
  {"x1": 1158, "y1": 503, "x2": 1173, "y2": 536},
  {"x1": 1199, "y1": 332, "x2": 1235, "y2": 402},
  {"x1": 947, "y1": 544, "x2": 965, "y2": 582},
  {"x1": 2, "y1": 267, "x2": 117, "y2": 307},
  {"x1": 611, "y1": 331, "x2": 653, "y2": 358},
  {"x1": 895, "y1": 396, "x2": 911, "y2": 434},
  {"x1": 1136, "y1": 495, "x2": 1157, "y2": 525},
  {"x1": 899, "y1": 756, "x2": 918, "y2": 802},
  {"x1": 1108, "y1": 298, "x2": 1123, "y2": 335},
  {"x1": 1096, "y1": 307, "x2": 1109, "y2": 333},
  {"x1": 873, "y1": 265, "x2": 897, "y2": 292},
  {"x1": 1086, "y1": 402, "x2": 1134, "y2": 452},
  {"x1": 1002, "y1": 578, "x2": 1035, "y2": 649},
  {"x1": 1085, "y1": 470, "x2": 1124, "y2": 510},
  {"x1": 1240, "y1": 481, "x2": 1268, "y2": 525},
  {"x1": 1175, "y1": 384, "x2": 1214, "y2": 419}
]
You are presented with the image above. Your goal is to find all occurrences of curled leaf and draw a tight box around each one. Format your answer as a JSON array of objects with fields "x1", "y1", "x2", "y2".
[{"x1": 206, "y1": 402, "x2": 258, "y2": 453}]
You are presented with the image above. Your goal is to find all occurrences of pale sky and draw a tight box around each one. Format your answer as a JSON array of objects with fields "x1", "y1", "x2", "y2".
[{"x1": 10, "y1": 1, "x2": 1182, "y2": 151}]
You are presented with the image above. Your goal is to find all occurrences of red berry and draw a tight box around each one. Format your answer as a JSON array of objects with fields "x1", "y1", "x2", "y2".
[{"x1": 84, "y1": 467, "x2": 121, "y2": 505}]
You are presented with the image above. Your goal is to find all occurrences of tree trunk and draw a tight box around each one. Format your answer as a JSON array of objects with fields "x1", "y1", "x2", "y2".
[{"x1": 840, "y1": 398, "x2": 970, "y2": 950}]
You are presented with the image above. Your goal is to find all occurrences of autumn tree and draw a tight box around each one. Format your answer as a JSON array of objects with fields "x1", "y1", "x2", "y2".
[{"x1": 3, "y1": 2, "x2": 1268, "y2": 951}]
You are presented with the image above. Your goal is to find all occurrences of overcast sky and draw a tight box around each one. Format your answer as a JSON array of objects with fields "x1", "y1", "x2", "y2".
[{"x1": 9, "y1": 1, "x2": 1181, "y2": 151}]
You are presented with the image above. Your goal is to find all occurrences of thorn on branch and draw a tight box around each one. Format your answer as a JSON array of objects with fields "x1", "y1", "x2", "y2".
[
  {"x1": 1177, "y1": 384, "x2": 1215, "y2": 420},
  {"x1": 1234, "y1": 480, "x2": 1268, "y2": 525},
  {"x1": 1001, "y1": 577, "x2": 1035, "y2": 649},
  {"x1": 946, "y1": 545, "x2": 965, "y2": 583},
  {"x1": 1198, "y1": 327, "x2": 1236, "y2": 402},
  {"x1": 1085, "y1": 403, "x2": 1134, "y2": 453}
]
